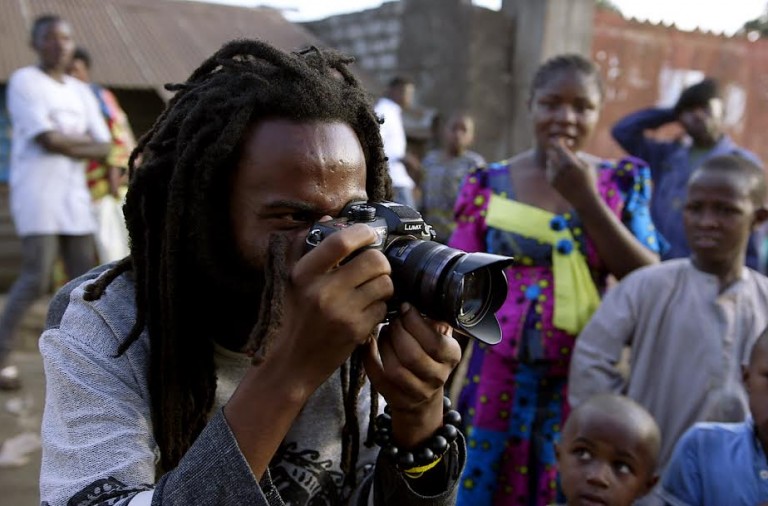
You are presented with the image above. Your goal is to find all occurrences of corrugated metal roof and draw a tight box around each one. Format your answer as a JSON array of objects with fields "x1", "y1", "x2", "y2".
[{"x1": 0, "y1": 0, "x2": 326, "y2": 90}]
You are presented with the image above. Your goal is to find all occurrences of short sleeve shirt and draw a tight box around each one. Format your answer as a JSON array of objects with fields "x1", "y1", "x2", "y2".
[{"x1": 7, "y1": 66, "x2": 110, "y2": 235}]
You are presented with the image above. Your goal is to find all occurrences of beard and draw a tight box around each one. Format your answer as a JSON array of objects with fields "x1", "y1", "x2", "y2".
[
  {"x1": 193, "y1": 238, "x2": 267, "y2": 353},
  {"x1": 194, "y1": 232, "x2": 293, "y2": 355}
]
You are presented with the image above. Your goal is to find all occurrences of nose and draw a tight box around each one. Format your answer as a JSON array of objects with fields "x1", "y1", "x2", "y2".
[
  {"x1": 585, "y1": 462, "x2": 611, "y2": 488},
  {"x1": 697, "y1": 207, "x2": 719, "y2": 228},
  {"x1": 555, "y1": 104, "x2": 577, "y2": 124}
]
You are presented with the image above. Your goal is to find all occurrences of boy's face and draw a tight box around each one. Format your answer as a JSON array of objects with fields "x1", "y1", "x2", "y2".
[
  {"x1": 683, "y1": 170, "x2": 759, "y2": 273},
  {"x1": 229, "y1": 119, "x2": 368, "y2": 273},
  {"x1": 745, "y1": 341, "x2": 768, "y2": 443},
  {"x1": 557, "y1": 408, "x2": 657, "y2": 506},
  {"x1": 444, "y1": 116, "x2": 474, "y2": 155}
]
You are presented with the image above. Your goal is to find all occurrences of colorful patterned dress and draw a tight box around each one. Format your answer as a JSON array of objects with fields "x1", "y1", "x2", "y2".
[{"x1": 448, "y1": 157, "x2": 663, "y2": 506}]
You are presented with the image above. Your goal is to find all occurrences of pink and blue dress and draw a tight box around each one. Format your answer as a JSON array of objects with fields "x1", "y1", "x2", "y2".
[{"x1": 448, "y1": 156, "x2": 664, "y2": 506}]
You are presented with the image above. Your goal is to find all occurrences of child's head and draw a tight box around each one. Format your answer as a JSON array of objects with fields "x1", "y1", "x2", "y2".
[
  {"x1": 443, "y1": 113, "x2": 475, "y2": 156},
  {"x1": 527, "y1": 54, "x2": 604, "y2": 153},
  {"x1": 557, "y1": 394, "x2": 660, "y2": 506},
  {"x1": 745, "y1": 327, "x2": 768, "y2": 445},
  {"x1": 684, "y1": 155, "x2": 768, "y2": 273}
]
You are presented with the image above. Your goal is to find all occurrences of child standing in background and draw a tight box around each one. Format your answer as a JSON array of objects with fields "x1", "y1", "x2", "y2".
[{"x1": 421, "y1": 113, "x2": 485, "y2": 243}]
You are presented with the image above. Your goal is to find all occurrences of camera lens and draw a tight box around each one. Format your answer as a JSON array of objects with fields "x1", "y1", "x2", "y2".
[
  {"x1": 457, "y1": 270, "x2": 492, "y2": 326},
  {"x1": 383, "y1": 239, "x2": 511, "y2": 343}
]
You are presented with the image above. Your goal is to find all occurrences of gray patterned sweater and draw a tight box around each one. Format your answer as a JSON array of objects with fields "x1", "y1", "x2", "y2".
[{"x1": 39, "y1": 268, "x2": 465, "y2": 506}]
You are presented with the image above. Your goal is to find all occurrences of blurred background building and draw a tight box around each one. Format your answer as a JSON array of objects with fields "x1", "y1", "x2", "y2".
[{"x1": 1, "y1": 0, "x2": 768, "y2": 290}]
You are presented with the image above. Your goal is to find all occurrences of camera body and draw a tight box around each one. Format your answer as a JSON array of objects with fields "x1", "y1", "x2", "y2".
[
  {"x1": 306, "y1": 201, "x2": 513, "y2": 345},
  {"x1": 306, "y1": 200, "x2": 433, "y2": 262}
]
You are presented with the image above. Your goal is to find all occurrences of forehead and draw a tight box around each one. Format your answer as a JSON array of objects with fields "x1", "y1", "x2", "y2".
[
  {"x1": 534, "y1": 69, "x2": 601, "y2": 99},
  {"x1": 35, "y1": 20, "x2": 71, "y2": 40},
  {"x1": 235, "y1": 118, "x2": 367, "y2": 197},
  {"x1": 687, "y1": 170, "x2": 752, "y2": 200},
  {"x1": 448, "y1": 116, "x2": 473, "y2": 129},
  {"x1": 681, "y1": 97, "x2": 722, "y2": 113},
  {"x1": 566, "y1": 408, "x2": 651, "y2": 460}
]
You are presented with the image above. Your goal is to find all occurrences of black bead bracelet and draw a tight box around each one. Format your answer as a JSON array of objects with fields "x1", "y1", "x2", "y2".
[{"x1": 374, "y1": 396, "x2": 461, "y2": 470}]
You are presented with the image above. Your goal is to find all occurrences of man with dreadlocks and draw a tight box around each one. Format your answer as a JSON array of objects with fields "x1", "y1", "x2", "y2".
[{"x1": 39, "y1": 40, "x2": 465, "y2": 506}]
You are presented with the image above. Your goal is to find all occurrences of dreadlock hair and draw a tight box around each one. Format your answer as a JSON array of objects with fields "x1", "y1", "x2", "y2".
[
  {"x1": 528, "y1": 53, "x2": 605, "y2": 103},
  {"x1": 84, "y1": 39, "x2": 392, "y2": 485}
]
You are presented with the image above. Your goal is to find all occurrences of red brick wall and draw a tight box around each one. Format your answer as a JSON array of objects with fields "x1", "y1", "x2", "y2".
[{"x1": 587, "y1": 9, "x2": 768, "y2": 165}]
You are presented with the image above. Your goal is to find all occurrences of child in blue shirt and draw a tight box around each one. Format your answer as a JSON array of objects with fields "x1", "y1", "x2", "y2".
[
  {"x1": 659, "y1": 327, "x2": 768, "y2": 505},
  {"x1": 556, "y1": 394, "x2": 661, "y2": 506}
]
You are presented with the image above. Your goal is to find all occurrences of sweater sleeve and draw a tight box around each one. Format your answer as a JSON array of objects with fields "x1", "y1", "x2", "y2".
[{"x1": 39, "y1": 296, "x2": 278, "y2": 506}]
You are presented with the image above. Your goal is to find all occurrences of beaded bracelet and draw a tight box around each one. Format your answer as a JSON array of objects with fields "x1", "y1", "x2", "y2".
[{"x1": 373, "y1": 396, "x2": 461, "y2": 477}]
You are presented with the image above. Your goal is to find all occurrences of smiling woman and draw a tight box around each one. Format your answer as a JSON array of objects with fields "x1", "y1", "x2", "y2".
[{"x1": 447, "y1": 53, "x2": 664, "y2": 506}]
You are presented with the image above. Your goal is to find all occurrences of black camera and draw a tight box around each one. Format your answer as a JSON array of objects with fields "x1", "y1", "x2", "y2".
[{"x1": 305, "y1": 201, "x2": 513, "y2": 345}]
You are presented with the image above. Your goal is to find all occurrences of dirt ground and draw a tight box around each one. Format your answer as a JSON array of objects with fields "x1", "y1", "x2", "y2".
[{"x1": 0, "y1": 297, "x2": 49, "y2": 506}]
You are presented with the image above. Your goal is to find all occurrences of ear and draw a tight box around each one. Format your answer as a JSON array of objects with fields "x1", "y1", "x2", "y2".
[
  {"x1": 752, "y1": 206, "x2": 768, "y2": 228},
  {"x1": 645, "y1": 473, "x2": 659, "y2": 494},
  {"x1": 554, "y1": 442, "x2": 562, "y2": 462}
]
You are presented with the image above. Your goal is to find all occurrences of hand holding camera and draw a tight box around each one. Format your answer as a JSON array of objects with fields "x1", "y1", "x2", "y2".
[{"x1": 306, "y1": 201, "x2": 513, "y2": 345}]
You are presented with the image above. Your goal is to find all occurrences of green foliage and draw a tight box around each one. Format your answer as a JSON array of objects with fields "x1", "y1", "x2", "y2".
[
  {"x1": 742, "y1": 2, "x2": 768, "y2": 37},
  {"x1": 595, "y1": 0, "x2": 622, "y2": 13}
]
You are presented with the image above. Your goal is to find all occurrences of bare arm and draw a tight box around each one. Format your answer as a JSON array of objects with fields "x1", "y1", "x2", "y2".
[
  {"x1": 547, "y1": 139, "x2": 658, "y2": 279},
  {"x1": 36, "y1": 130, "x2": 111, "y2": 161}
]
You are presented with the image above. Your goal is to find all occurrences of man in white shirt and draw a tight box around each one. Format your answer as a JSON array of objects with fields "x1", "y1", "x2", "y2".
[
  {"x1": 0, "y1": 14, "x2": 111, "y2": 390},
  {"x1": 374, "y1": 76, "x2": 416, "y2": 207}
]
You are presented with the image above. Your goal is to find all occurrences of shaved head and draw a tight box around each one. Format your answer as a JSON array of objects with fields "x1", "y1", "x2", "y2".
[{"x1": 565, "y1": 394, "x2": 661, "y2": 467}]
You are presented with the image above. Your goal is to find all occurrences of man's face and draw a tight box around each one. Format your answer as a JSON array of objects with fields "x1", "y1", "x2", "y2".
[
  {"x1": 229, "y1": 119, "x2": 368, "y2": 273},
  {"x1": 683, "y1": 170, "x2": 756, "y2": 273},
  {"x1": 394, "y1": 83, "x2": 415, "y2": 109},
  {"x1": 678, "y1": 98, "x2": 724, "y2": 147},
  {"x1": 33, "y1": 20, "x2": 75, "y2": 72}
]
